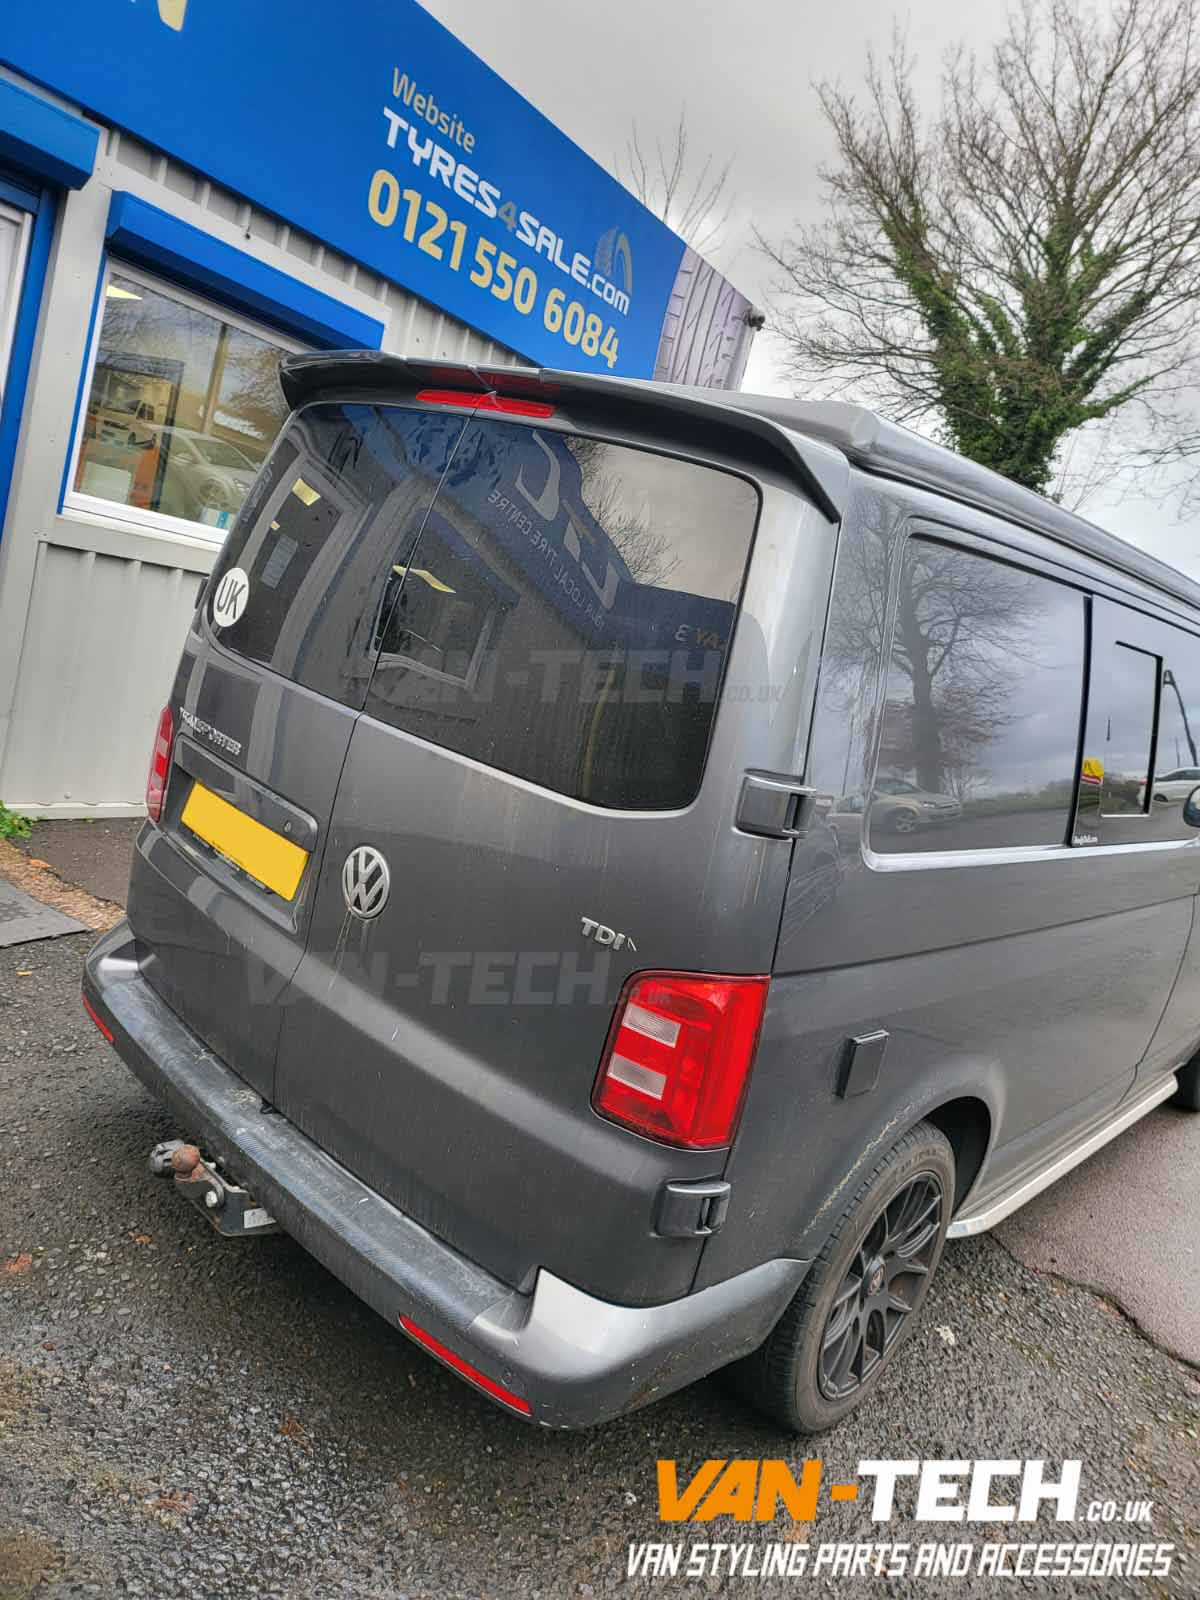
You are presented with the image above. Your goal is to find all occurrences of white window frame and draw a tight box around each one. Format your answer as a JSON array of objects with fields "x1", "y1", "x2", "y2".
[
  {"x1": 63, "y1": 258, "x2": 308, "y2": 547},
  {"x1": 0, "y1": 198, "x2": 32, "y2": 407}
]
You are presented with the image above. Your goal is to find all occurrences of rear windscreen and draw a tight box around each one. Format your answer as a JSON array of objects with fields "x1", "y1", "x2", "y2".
[
  {"x1": 208, "y1": 404, "x2": 759, "y2": 810},
  {"x1": 365, "y1": 417, "x2": 760, "y2": 809}
]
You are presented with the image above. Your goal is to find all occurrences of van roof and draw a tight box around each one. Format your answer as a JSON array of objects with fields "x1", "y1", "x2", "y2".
[
  {"x1": 698, "y1": 391, "x2": 1200, "y2": 615},
  {"x1": 279, "y1": 351, "x2": 1200, "y2": 616}
]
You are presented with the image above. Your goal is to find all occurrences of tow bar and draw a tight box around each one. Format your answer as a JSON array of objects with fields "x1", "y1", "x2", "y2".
[{"x1": 149, "y1": 1140, "x2": 280, "y2": 1237}]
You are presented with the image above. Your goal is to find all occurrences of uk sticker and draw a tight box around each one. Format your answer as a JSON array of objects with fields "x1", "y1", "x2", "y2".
[{"x1": 212, "y1": 567, "x2": 250, "y2": 627}]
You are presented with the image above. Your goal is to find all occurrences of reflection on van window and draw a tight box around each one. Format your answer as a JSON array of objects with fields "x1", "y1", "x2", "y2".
[
  {"x1": 367, "y1": 419, "x2": 760, "y2": 810},
  {"x1": 1151, "y1": 662, "x2": 1200, "y2": 810},
  {"x1": 207, "y1": 404, "x2": 467, "y2": 710},
  {"x1": 1099, "y1": 644, "x2": 1158, "y2": 816},
  {"x1": 868, "y1": 541, "x2": 1085, "y2": 853}
]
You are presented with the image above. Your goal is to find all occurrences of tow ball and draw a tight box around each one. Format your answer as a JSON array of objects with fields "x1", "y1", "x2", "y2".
[{"x1": 149, "y1": 1140, "x2": 280, "y2": 1237}]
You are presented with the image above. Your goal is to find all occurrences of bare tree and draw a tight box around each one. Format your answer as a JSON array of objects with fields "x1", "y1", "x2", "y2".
[
  {"x1": 824, "y1": 511, "x2": 1042, "y2": 797},
  {"x1": 617, "y1": 108, "x2": 735, "y2": 255},
  {"x1": 572, "y1": 437, "x2": 680, "y2": 586},
  {"x1": 762, "y1": 0, "x2": 1200, "y2": 496}
]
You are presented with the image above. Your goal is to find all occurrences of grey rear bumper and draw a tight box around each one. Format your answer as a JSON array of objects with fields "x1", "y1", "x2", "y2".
[{"x1": 83, "y1": 923, "x2": 807, "y2": 1427}]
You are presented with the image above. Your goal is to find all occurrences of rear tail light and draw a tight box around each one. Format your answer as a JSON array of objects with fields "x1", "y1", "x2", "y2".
[
  {"x1": 398, "y1": 1314, "x2": 531, "y2": 1415},
  {"x1": 593, "y1": 971, "x2": 770, "y2": 1149},
  {"x1": 145, "y1": 705, "x2": 174, "y2": 824}
]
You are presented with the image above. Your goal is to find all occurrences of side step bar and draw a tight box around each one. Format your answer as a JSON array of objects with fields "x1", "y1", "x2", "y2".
[{"x1": 948, "y1": 1074, "x2": 1179, "y2": 1237}]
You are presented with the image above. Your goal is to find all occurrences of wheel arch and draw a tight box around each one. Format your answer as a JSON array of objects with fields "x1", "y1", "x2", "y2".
[{"x1": 923, "y1": 1095, "x2": 993, "y2": 1212}]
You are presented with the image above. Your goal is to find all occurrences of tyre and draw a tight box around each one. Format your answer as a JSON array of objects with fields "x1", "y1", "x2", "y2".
[
  {"x1": 890, "y1": 808, "x2": 920, "y2": 834},
  {"x1": 733, "y1": 1120, "x2": 954, "y2": 1433},
  {"x1": 1171, "y1": 1055, "x2": 1200, "y2": 1111}
]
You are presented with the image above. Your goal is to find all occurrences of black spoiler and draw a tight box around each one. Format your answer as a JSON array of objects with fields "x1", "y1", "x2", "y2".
[{"x1": 277, "y1": 350, "x2": 845, "y2": 522}]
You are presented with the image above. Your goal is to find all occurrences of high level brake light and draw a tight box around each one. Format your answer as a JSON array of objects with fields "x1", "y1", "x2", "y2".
[
  {"x1": 415, "y1": 387, "x2": 555, "y2": 418},
  {"x1": 593, "y1": 972, "x2": 770, "y2": 1149},
  {"x1": 145, "y1": 705, "x2": 174, "y2": 825}
]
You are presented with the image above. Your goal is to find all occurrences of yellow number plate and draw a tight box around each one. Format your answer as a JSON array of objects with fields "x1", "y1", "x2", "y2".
[{"x1": 181, "y1": 782, "x2": 308, "y2": 902}]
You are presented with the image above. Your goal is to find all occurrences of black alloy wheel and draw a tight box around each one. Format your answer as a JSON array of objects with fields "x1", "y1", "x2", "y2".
[{"x1": 818, "y1": 1171, "x2": 944, "y2": 1400}]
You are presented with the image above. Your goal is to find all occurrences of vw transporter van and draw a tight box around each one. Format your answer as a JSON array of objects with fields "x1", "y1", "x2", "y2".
[{"x1": 84, "y1": 353, "x2": 1200, "y2": 1431}]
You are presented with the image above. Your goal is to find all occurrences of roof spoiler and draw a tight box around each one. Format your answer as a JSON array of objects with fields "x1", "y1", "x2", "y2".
[{"x1": 278, "y1": 351, "x2": 845, "y2": 522}]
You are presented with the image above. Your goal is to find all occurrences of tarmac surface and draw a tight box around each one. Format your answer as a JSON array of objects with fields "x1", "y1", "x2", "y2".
[
  {"x1": 998, "y1": 1107, "x2": 1200, "y2": 1368},
  {"x1": 1, "y1": 825, "x2": 1198, "y2": 1596},
  {"x1": 13, "y1": 821, "x2": 141, "y2": 911}
]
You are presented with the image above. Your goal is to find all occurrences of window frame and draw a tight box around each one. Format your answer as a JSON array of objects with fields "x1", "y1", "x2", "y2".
[
  {"x1": 1074, "y1": 597, "x2": 1200, "y2": 848},
  {"x1": 62, "y1": 257, "x2": 307, "y2": 547},
  {"x1": 0, "y1": 197, "x2": 32, "y2": 406}
]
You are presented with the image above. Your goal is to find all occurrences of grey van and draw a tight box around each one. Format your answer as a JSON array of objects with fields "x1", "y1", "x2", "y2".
[{"x1": 84, "y1": 354, "x2": 1200, "y2": 1432}]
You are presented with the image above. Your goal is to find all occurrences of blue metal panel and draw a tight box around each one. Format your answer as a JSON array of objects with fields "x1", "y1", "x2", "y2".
[
  {"x1": 0, "y1": 0, "x2": 697, "y2": 377},
  {"x1": 0, "y1": 173, "x2": 40, "y2": 214},
  {"x1": 0, "y1": 77, "x2": 97, "y2": 190},
  {"x1": 0, "y1": 187, "x2": 57, "y2": 540},
  {"x1": 105, "y1": 193, "x2": 385, "y2": 351}
]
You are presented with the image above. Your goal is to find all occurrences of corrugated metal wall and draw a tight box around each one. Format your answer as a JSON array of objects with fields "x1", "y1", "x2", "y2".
[
  {"x1": 3, "y1": 536, "x2": 205, "y2": 810},
  {"x1": 0, "y1": 122, "x2": 522, "y2": 816}
]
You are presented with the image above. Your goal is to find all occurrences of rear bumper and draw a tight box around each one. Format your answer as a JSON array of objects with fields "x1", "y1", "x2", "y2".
[{"x1": 83, "y1": 923, "x2": 808, "y2": 1427}]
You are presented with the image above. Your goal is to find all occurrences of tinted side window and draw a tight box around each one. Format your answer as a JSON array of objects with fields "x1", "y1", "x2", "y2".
[
  {"x1": 207, "y1": 404, "x2": 466, "y2": 709},
  {"x1": 870, "y1": 540, "x2": 1085, "y2": 853},
  {"x1": 365, "y1": 419, "x2": 760, "y2": 810},
  {"x1": 1155, "y1": 655, "x2": 1200, "y2": 794},
  {"x1": 1077, "y1": 604, "x2": 1200, "y2": 843},
  {"x1": 1099, "y1": 644, "x2": 1157, "y2": 816}
]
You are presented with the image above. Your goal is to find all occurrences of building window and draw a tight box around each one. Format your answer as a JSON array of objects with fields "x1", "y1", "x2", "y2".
[{"x1": 66, "y1": 264, "x2": 302, "y2": 541}]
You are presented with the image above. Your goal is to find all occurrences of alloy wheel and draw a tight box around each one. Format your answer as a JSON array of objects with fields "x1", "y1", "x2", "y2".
[{"x1": 817, "y1": 1171, "x2": 944, "y2": 1400}]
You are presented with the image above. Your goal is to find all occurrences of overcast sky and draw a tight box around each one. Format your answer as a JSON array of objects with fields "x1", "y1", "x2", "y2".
[{"x1": 421, "y1": 0, "x2": 1200, "y2": 578}]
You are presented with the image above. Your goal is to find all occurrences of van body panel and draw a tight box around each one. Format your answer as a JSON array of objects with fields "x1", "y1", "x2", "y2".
[
  {"x1": 127, "y1": 401, "x2": 468, "y2": 1100},
  {"x1": 270, "y1": 460, "x2": 839, "y2": 1303},
  {"x1": 697, "y1": 472, "x2": 1199, "y2": 1288},
  {"x1": 103, "y1": 360, "x2": 1200, "y2": 1422},
  {"x1": 697, "y1": 898, "x2": 1180, "y2": 1286},
  {"x1": 788, "y1": 476, "x2": 1198, "y2": 1094},
  {"x1": 1140, "y1": 896, "x2": 1200, "y2": 1082},
  {"x1": 83, "y1": 924, "x2": 811, "y2": 1428},
  {"x1": 126, "y1": 634, "x2": 361, "y2": 1098}
]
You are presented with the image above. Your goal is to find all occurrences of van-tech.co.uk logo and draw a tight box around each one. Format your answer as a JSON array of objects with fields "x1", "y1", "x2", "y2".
[{"x1": 627, "y1": 1458, "x2": 1174, "y2": 1582}]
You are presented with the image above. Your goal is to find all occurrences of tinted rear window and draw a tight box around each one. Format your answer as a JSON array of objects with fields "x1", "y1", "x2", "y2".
[
  {"x1": 366, "y1": 418, "x2": 759, "y2": 809},
  {"x1": 206, "y1": 404, "x2": 466, "y2": 708}
]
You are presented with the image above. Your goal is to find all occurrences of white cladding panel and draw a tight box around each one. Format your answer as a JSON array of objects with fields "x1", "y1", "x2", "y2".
[{"x1": 0, "y1": 125, "x2": 522, "y2": 815}]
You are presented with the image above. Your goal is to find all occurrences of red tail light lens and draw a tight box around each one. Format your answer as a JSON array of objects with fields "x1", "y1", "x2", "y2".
[
  {"x1": 145, "y1": 705, "x2": 174, "y2": 824},
  {"x1": 415, "y1": 387, "x2": 555, "y2": 418},
  {"x1": 593, "y1": 971, "x2": 770, "y2": 1149},
  {"x1": 82, "y1": 994, "x2": 114, "y2": 1043}
]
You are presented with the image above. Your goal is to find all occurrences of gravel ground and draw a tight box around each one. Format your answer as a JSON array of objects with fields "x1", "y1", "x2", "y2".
[{"x1": 2, "y1": 932, "x2": 1198, "y2": 1599}]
